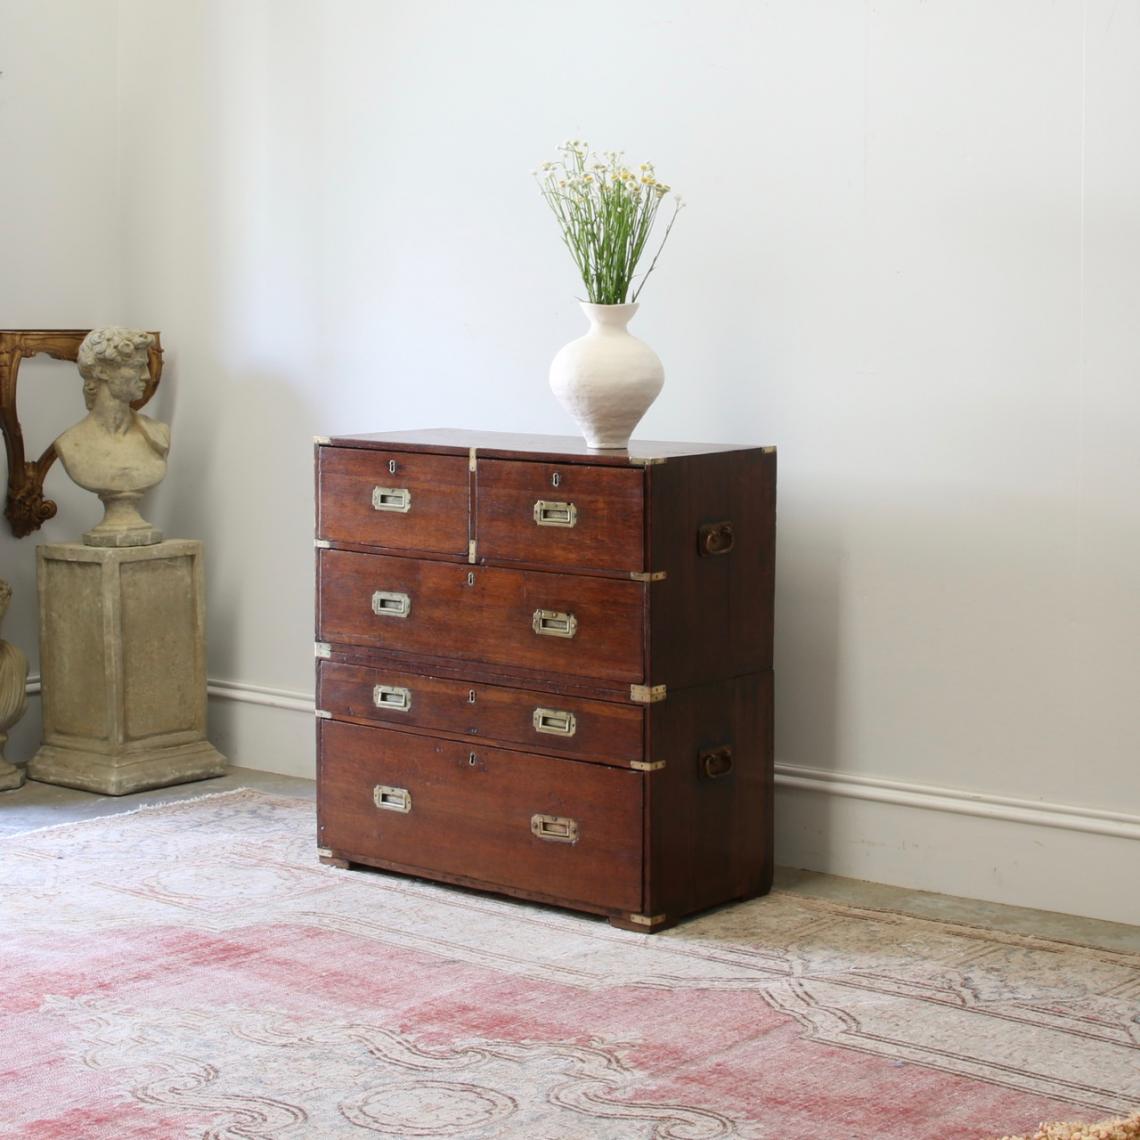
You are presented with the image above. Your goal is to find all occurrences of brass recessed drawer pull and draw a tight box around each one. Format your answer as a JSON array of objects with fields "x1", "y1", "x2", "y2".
[
  {"x1": 532, "y1": 609, "x2": 577, "y2": 638},
  {"x1": 373, "y1": 684, "x2": 411, "y2": 711},
  {"x1": 534, "y1": 499, "x2": 578, "y2": 528},
  {"x1": 372, "y1": 590, "x2": 411, "y2": 619},
  {"x1": 699, "y1": 746, "x2": 734, "y2": 779},
  {"x1": 373, "y1": 784, "x2": 412, "y2": 813},
  {"x1": 372, "y1": 486, "x2": 411, "y2": 513},
  {"x1": 531, "y1": 813, "x2": 579, "y2": 843},
  {"x1": 533, "y1": 707, "x2": 577, "y2": 737}
]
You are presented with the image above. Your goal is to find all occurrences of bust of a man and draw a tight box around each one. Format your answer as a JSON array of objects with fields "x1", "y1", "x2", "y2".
[{"x1": 55, "y1": 327, "x2": 170, "y2": 546}]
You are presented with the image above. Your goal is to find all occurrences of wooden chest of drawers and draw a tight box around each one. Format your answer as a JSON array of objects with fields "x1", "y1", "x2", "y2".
[{"x1": 314, "y1": 429, "x2": 776, "y2": 932}]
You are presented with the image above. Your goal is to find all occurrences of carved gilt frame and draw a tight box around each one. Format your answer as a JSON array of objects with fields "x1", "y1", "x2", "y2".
[{"x1": 0, "y1": 329, "x2": 164, "y2": 537}]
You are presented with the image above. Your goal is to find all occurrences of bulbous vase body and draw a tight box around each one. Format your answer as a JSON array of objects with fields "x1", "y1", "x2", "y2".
[{"x1": 549, "y1": 302, "x2": 664, "y2": 450}]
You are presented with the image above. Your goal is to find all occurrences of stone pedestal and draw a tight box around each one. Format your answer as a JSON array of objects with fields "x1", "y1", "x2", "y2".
[{"x1": 28, "y1": 540, "x2": 226, "y2": 796}]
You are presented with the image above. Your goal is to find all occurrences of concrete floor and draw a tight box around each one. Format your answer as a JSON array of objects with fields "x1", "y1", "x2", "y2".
[{"x1": 2, "y1": 767, "x2": 1137, "y2": 954}]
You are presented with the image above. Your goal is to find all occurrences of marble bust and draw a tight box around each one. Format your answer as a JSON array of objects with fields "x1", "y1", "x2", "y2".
[{"x1": 55, "y1": 327, "x2": 170, "y2": 546}]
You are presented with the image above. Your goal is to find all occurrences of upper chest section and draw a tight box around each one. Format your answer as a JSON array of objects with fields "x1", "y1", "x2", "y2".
[{"x1": 315, "y1": 428, "x2": 772, "y2": 577}]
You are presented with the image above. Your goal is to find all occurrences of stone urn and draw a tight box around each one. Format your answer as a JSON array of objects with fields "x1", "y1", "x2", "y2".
[
  {"x1": 549, "y1": 302, "x2": 664, "y2": 449},
  {"x1": 0, "y1": 579, "x2": 29, "y2": 791}
]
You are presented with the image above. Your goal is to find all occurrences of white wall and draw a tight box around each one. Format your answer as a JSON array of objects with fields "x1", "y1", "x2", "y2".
[
  {"x1": 6, "y1": 1, "x2": 1139, "y2": 924},
  {"x1": 0, "y1": 0, "x2": 122, "y2": 759}
]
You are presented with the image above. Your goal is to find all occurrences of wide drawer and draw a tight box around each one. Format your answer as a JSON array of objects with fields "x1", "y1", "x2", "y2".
[
  {"x1": 318, "y1": 720, "x2": 643, "y2": 913},
  {"x1": 476, "y1": 458, "x2": 645, "y2": 572},
  {"x1": 317, "y1": 446, "x2": 469, "y2": 556},
  {"x1": 318, "y1": 549, "x2": 645, "y2": 684},
  {"x1": 319, "y1": 660, "x2": 644, "y2": 765}
]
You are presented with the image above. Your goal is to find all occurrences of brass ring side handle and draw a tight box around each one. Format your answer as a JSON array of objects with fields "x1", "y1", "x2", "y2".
[
  {"x1": 699, "y1": 746, "x2": 734, "y2": 780},
  {"x1": 698, "y1": 521, "x2": 735, "y2": 557}
]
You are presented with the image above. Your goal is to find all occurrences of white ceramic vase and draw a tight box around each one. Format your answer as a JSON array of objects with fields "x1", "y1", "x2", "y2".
[
  {"x1": 549, "y1": 302, "x2": 664, "y2": 450},
  {"x1": 0, "y1": 581, "x2": 29, "y2": 791}
]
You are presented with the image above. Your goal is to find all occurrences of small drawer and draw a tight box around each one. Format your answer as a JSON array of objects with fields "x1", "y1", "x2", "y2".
[
  {"x1": 319, "y1": 660, "x2": 645, "y2": 765},
  {"x1": 317, "y1": 446, "x2": 469, "y2": 556},
  {"x1": 476, "y1": 459, "x2": 645, "y2": 572},
  {"x1": 318, "y1": 550, "x2": 645, "y2": 684},
  {"x1": 318, "y1": 721, "x2": 643, "y2": 913}
]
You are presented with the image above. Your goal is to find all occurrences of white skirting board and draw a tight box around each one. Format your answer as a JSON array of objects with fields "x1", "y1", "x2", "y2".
[
  {"x1": 25, "y1": 677, "x2": 1137, "y2": 927},
  {"x1": 774, "y1": 766, "x2": 1140, "y2": 928},
  {"x1": 206, "y1": 678, "x2": 317, "y2": 781}
]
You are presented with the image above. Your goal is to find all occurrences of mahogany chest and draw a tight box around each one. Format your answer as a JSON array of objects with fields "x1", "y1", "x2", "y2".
[{"x1": 314, "y1": 429, "x2": 776, "y2": 932}]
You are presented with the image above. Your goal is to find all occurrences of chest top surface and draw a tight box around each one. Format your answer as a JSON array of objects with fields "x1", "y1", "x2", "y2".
[{"x1": 320, "y1": 428, "x2": 772, "y2": 466}]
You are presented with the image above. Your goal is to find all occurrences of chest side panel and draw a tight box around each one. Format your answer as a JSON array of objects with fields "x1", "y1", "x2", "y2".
[
  {"x1": 647, "y1": 448, "x2": 775, "y2": 687},
  {"x1": 643, "y1": 672, "x2": 773, "y2": 919}
]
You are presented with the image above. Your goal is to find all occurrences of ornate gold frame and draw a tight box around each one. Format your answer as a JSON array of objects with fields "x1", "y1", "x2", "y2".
[{"x1": 0, "y1": 329, "x2": 164, "y2": 537}]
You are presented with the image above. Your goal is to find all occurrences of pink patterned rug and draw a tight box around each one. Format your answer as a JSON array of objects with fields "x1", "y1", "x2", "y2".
[{"x1": 1, "y1": 788, "x2": 1136, "y2": 1139}]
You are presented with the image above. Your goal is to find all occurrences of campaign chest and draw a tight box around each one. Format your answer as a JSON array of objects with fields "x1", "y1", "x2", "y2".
[{"x1": 314, "y1": 428, "x2": 776, "y2": 932}]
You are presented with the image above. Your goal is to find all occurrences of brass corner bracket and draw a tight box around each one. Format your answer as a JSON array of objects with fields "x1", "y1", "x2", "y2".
[
  {"x1": 630, "y1": 683, "x2": 667, "y2": 704},
  {"x1": 627, "y1": 912, "x2": 668, "y2": 927}
]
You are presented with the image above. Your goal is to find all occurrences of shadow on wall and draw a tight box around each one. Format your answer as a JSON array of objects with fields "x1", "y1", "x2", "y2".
[
  {"x1": 772, "y1": 496, "x2": 845, "y2": 868},
  {"x1": 142, "y1": 345, "x2": 212, "y2": 546},
  {"x1": 153, "y1": 362, "x2": 320, "y2": 689}
]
